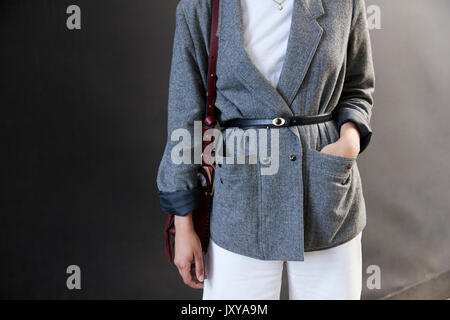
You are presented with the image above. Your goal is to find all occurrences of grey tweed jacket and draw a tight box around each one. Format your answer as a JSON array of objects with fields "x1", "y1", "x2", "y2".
[{"x1": 157, "y1": 0, "x2": 375, "y2": 261}]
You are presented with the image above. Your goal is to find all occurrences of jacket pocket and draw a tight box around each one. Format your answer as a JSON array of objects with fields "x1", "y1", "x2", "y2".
[
  {"x1": 304, "y1": 147, "x2": 357, "y2": 247},
  {"x1": 212, "y1": 160, "x2": 259, "y2": 225}
]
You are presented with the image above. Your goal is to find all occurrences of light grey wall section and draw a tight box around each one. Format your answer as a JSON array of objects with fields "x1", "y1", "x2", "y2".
[{"x1": 360, "y1": 0, "x2": 450, "y2": 299}]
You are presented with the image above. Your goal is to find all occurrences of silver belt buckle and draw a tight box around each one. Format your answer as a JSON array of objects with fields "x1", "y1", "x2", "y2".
[{"x1": 272, "y1": 117, "x2": 286, "y2": 126}]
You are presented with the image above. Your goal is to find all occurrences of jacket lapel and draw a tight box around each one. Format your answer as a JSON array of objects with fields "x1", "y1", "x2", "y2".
[
  {"x1": 218, "y1": 0, "x2": 325, "y2": 116},
  {"x1": 276, "y1": 0, "x2": 325, "y2": 108},
  {"x1": 221, "y1": 0, "x2": 292, "y2": 117}
]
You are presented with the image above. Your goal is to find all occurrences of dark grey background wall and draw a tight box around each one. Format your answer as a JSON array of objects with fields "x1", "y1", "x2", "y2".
[{"x1": 0, "y1": 0, "x2": 449, "y2": 299}]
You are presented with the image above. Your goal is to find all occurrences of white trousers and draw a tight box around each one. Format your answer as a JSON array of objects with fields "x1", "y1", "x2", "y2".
[{"x1": 202, "y1": 233, "x2": 362, "y2": 300}]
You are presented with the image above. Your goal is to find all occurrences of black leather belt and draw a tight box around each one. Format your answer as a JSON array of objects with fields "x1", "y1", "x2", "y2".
[{"x1": 220, "y1": 112, "x2": 334, "y2": 128}]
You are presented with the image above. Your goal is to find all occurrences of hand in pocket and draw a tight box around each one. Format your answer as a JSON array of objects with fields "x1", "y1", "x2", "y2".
[{"x1": 320, "y1": 137, "x2": 360, "y2": 159}]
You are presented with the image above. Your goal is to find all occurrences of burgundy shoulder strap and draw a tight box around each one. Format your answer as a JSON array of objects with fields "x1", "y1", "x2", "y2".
[{"x1": 204, "y1": 0, "x2": 219, "y2": 127}]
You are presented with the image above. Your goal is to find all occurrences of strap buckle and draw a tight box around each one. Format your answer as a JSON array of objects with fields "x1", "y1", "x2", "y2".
[{"x1": 272, "y1": 117, "x2": 286, "y2": 127}]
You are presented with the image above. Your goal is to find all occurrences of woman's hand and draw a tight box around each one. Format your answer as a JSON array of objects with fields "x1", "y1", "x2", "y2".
[
  {"x1": 320, "y1": 122, "x2": 361, "y2": 158},
  {"x1": 173, "y1": 212, "x2": 207, "y2": 289}
]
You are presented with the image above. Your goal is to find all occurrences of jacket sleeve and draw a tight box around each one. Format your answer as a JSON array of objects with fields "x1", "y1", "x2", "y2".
[
  {"x1": 156, "y1": 2, "x2": 206, "y2": 216},
  {"x1": 334, "y1": 0, "x2": 375, "y2": 154}
]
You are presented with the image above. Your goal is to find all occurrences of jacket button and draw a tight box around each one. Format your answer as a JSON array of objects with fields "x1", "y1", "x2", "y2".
[
  {"x1": 347, "y1": 163, "x2": 353, "y2": 169},
  {"x1": 262, "y1": 157, "x2": 270, "y2": 164},
  {"x1": 218, "y1": 163, "x2": 222, "y2": 167},
  {"x1": 290, "y1": 154, "x2": 297, "y2": 161}
]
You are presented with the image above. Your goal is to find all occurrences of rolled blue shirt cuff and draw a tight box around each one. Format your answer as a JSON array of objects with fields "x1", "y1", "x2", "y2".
[
  {"x1": 158, "y1": 189, "x2": 199, "y2": 216},
  {"x1": 335, "y1": 108, "x2": 373, "y2": 154}
]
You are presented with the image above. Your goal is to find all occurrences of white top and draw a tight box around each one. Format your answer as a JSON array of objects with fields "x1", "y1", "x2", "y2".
[{"x1": 240, "y1": 0, "x2": 294, "y2": 89}]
